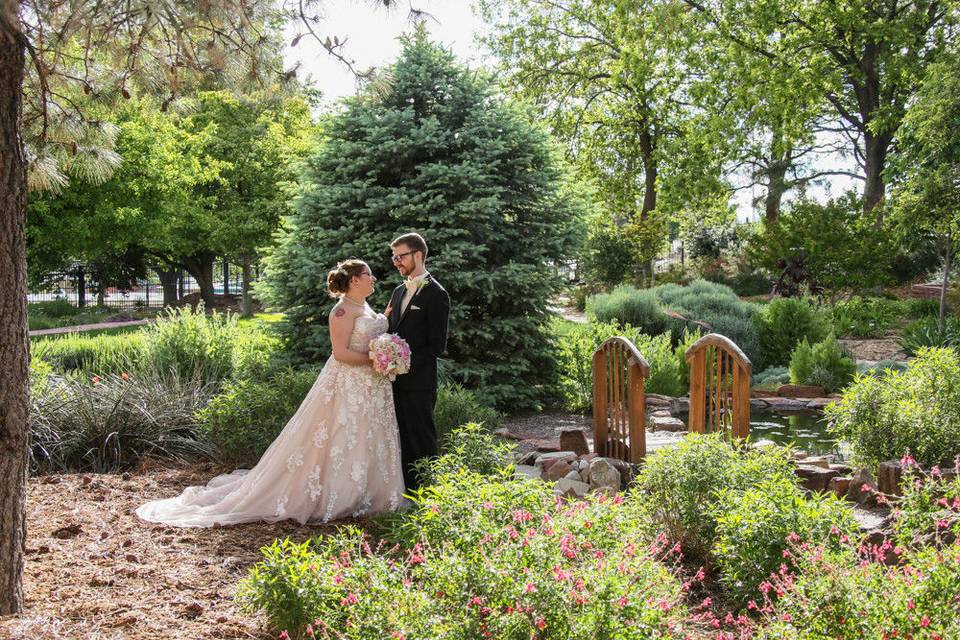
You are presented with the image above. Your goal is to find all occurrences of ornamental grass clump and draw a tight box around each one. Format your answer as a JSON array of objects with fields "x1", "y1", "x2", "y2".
[
  {"x1": 827, "y1": 347, "x2": 960, "y2": 470},
  {"x1": 240, "y1": 472, "x2": 690, "y2": 639},
  {"x1": 30, "y1": 369, "x2": 215, "y2": 473}
]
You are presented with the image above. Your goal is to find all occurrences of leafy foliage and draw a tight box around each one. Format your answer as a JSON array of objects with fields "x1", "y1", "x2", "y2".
[
  {"x1": 754, "y1": 297, "x2": 829, "y2": 369},
  {"x1": 412, "y1": 423, "x2": 516, "y2": 488},
  {"x1": 197, "y1": 367, "x2": 319, "y2": 465},
  {"x1": 585, "y1": 286, "x2": 671, "y2": 335},
  {"x1": 788, "y1": 334, "x2": 856, "y2": 393},
  {"x1": 635, "y1": 434, "x2": 796, "y2": 561},
  {"x1": 830, "y1": 296, "x2": 904, "y2": 338},
  {"x1": 827, "y1": 348, "x2": 960, "y2": 470},
  {"x1": 31, "y1": 332, "x2": 145, "y2": 375},
  {"x1": 749, "y1": 194, "x2": 894, "y2": 296},
  {"x1": 712, "y1": 476, "x2": 857, "y2": 606},
  {"x1": 433, "y1": 383, "x2": 503, "y2": 446},
  {"x1": 140, "y1": 305, "x2": 238, "y2": 385},
  {"x1": 900, "y1": 317, "x2": 960, "y2": 357},
  {"x1": 257, "y1": 32, "x2": 585, "y2": 410}
]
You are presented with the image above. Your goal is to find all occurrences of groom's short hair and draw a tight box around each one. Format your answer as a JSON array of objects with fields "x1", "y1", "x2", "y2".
[{"x1": 391, "y1": 233, "x2": 428, "y2": 258}]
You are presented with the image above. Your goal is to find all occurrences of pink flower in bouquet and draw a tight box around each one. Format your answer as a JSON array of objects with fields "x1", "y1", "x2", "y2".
[{"x1": 369, "y1": 333, "x2": 411, "y2": 381}]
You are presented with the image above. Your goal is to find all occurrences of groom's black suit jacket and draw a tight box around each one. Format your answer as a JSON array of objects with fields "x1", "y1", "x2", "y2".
[{"x1": 387, "y1": 276, "x2": 450, "y2": 392}]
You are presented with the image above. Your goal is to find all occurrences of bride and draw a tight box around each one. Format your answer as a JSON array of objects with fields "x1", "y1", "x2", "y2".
[{"x1": 136, "y1": 259, "x2": 405, "y2": 527}]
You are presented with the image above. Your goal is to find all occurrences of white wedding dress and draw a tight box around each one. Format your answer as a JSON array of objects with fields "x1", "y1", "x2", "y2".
[{"x1": 136, "y1": 312, "x2": 405, "y2": 527}]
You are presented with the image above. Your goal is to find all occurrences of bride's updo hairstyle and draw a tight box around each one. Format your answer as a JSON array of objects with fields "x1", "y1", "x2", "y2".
[{"x1": 327, "y1": 259, "x2": 369, "y2": 298}]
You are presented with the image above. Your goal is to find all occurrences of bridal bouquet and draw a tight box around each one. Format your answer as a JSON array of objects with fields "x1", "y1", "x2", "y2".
[{"x1": 369, "y1": 333, "x2": 411, "y2": 381}]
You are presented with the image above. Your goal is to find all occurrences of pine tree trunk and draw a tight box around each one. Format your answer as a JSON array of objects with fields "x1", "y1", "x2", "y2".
[{"x1": 0, "y1": 16, "x2": 30, "y2": 615}]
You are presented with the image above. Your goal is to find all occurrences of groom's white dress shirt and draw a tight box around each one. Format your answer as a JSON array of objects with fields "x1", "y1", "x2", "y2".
[{"x1": 401, "y1": 271, "x2": 430, "y2": 315}]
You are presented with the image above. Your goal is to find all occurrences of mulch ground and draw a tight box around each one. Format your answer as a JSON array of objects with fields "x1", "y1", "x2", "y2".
[{"x1": 0, "y1": 462, "x2": 361, "y2": 640}]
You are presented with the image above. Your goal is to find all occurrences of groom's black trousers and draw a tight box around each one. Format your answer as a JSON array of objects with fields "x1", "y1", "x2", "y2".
[{"x1": 393, "y1": 390, "x2": 438, "y2": 491}]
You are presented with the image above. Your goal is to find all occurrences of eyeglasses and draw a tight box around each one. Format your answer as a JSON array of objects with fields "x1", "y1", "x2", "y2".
[{"x1": 391, "y1": 250, "x2": 418, "y2": 263}]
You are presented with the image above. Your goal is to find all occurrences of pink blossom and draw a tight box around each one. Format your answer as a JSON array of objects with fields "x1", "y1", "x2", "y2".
[
  {"x1": 535, "y1": 617, "x2": 547, "y2": 630},
  {"x1": 524, "y1": 583, "x2": 537, "y2": 593},
  {"x1": 340, "y1": 592, "x2": 358, "y2": 606}
]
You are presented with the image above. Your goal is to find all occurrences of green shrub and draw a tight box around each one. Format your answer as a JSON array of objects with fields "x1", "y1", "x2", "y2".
[
  {"x1": 754, "y1": 297, "x2": 829, "y2": 369},
  {"x1": 586, "y1": 285, "x2": 671, "y2": 335},
  {"x1": 635, "y1": 433, "x2": 795, "y2": 560},
  {"x1": 753, "y1": 366, "x2": 791, "y2": 388},
  {"x1": 757, "y1": 543, "x2": 960, "y2": 639},
  {"x1": 900, "y1": 316, "x2": 960, "y2": 356},
  {"x1": 551, "y1": 319, "x2": 687, "y2": 411},
  {"x1": 197, "y1": 367, "x2": 319, "y2": 465},
  {"x1": 827, "y1": 347, "x2": 960, "y2": 469},
  {"x1": 856, "y1": 359, "x2": 908, "y2": 376},
  {"x1": 230, "y1": 327, "x2": 284, "y2": 382},
  {"x1": 29, "y1": 356, "x2": 55, "y2": 397},
  {"x1": 241, "y1": 474, "x2": 690, "y2": 639},
  {"x1": 830, "y1": 296, "x2": 902, "y2": 338},
  {"x1": 140, "y1": 305, "x2": 238, "y2": 384},
  {"x1": 653, "y1": 279, "x2": 762, "y2": 364},
  {"x1": 788, "y1": 334, "x2": 855, "y2": 393},
  {"x1": 412, "y1": 422, "x2": 516, "y2": 488},
  {"x1": 30, "y1": 369, "x2": 214, "y2": 473},
  {"x1": 31, "y1": 332, "x2": 145, "y2": 374},
  {"x1": 433, "y1": 383, "x2": 503, "y2": 445},
  {"x1": 712, "y1": 476, "x2": 858, "y2": 606}
]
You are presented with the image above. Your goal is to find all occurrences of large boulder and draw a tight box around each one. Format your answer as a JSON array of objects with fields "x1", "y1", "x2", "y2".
[
  {"x1": 795, "y1": 464, "x2": 842, "y2": 492},
  {"x1": 559, "y1": 429, "x2": 590, "y2": 456},
  {"x1": 776, "y1": 384, "x2": 827, "y2": 398},
  {"x1": 588, "y1": 458, "x2": 621, "y2": 494},
  {"x1": 554, "y1": 478, "x2": 590, "y2": 498}
]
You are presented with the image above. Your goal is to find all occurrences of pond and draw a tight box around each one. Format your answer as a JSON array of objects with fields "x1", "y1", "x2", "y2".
[{"x1": 679, "y1": 409, "x2": 848, "y2": 459}]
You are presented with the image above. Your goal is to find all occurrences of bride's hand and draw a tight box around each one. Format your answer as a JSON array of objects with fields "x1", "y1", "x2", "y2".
[{"x1": 384, "y1": 303, "x2": 393, "y2": 316}]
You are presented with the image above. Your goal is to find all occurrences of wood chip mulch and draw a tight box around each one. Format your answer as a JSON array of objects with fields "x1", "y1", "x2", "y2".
[{"x1": 0, "y1": 461, "x2": 363, "y2": 640}]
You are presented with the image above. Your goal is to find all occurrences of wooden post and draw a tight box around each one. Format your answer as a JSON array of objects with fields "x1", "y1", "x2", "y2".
[{"x1": 685, "y1": 334, "x2": 752, "y2": 439}]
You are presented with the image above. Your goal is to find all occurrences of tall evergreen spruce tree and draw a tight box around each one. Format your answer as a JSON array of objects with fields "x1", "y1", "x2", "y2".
[{"x1": 259, "y1": 30, "x2": 585, "y2": 409}]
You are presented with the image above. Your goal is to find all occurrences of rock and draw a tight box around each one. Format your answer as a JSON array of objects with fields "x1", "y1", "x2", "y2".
[
  {"x1": 564, "y1": 469, "x2": 584, "y2": 482},
  {"x1": 750, "y1": 398, "x2": 771, "y2": 410},
  {"x1": 544, "y1": 460, "x2": 573, "y2": 482},
  {"x1": 580, "y1": 452, "x2": 599, "y2": 463},
  {"x1": 645, "y1": 394, "x2": 673, "y2": 407},
  {"x1": 559, "y1": 429, "x2": 590, "y2": 456},
  {"x1": 52, "y1": 523, "x2": 82, "y2": 539},
  {"x1": 795, "y1": 464, "x2": 842, "y2": 492},
  {"x1": 846, "y1": 468, "x2": 878, "y2": 506},
  {"x1": 515, "y1": 465, "x2": 541, "y2": 481},
  {"x1": 802, "y1": 456, "x2": 832, "y2": 469},
  {"x1": 829, "y1": 476, "x2": 851, "y2": 498},
  {"x1": 539, "y1": 451, "x2": 578, "y2": 463},
  {"x1": 764, "y1": 397, "x2": 809, "y2": 411},
  {"x1": 605, "y1": 458, "x2": 636, "y2": 489},
  {"x1": 588, "y1": 458, "x2": 621, "y2": 494},
  {"x1": 878, "y1": 460, "x2": 904, "y2": 495},
  {"x1": 516, "y1": 451, "x2": 540, "y2": 466},
  {"x1": 554, "y1": 478, "x2": 591, "y2": 498},
  {"x1": 494, "y1": 428, "x2": 524, "y2": 441},
  {"x1": 792, "y1": 450, "x2": 809, "y2": 460},
  {"x1": 649, "y1": 416, "x2": 686, "y2": 432},
  {"x1": 751, "y1": 389, "x2": 778, "y2": 398},
  {"x1": 649, "y1": 409, "x2": 673, "y2": 417},
  {"x1": 805, "y1": 398, "x2": 836, "y2": 410},
  {"x1": 529, "y1": 439, "x2": 560, "y2": 453},
  {"x1": 776, "y1": 384, "x2": 827, "y2": 398},
  {"x1": 829, "y1": 463, "x2": 854, "y2": 475},
  {"x1": 672, "y1": 397, "x2": 690, "y2": 413}
]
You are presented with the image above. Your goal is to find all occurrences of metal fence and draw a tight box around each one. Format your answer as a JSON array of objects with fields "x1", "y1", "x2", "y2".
[{"x1": 27, "y1": 260, "x2": 257, "y2": 310}]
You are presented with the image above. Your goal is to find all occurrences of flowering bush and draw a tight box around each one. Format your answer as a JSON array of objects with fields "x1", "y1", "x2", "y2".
[
  {"x1": 711, "y1": 476, "x2": 858, "y2": 606},
  {"x1": 634, "y1": 433, "x2": 795, "y2": 560},
  {"x1": 240, "y1": 471, "x2": 691, "y2": 639},
  {"x1": 893, "y1": 457, "x2": 960, "y2": 550},
  {"x1": 757, "y1": 542, "x2": 960, "y2": 639}
]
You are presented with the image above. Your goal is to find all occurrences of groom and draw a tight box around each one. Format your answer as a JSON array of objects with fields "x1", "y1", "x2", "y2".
[{"x1": 386, "y1": 233, "x2": 450, "y2": 490}]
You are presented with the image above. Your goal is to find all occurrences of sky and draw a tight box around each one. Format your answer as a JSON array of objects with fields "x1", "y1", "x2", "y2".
[
  {"x1": 282, "y1": 2, "x2": 859, "y2": 222},
  {"x1": 283, "y1": 1, "x2": 484, "y2": 110}
]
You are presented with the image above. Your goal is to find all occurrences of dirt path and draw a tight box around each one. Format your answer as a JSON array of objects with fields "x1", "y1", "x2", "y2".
[
  {"x1": 0, "y1": 462, "x2": 359, "y2": 640},
  {"x1": 29, "y1": 318, "x2": 152, "y2": 338}
]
